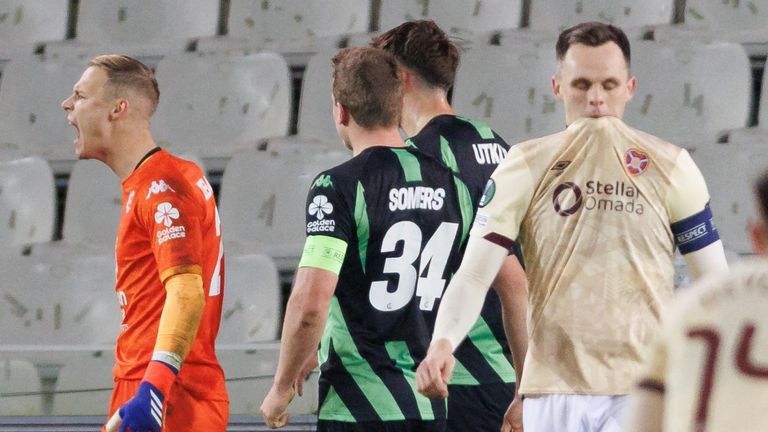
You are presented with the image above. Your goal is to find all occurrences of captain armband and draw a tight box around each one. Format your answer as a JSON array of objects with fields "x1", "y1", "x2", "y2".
[
  {"x1": 670, "y1": 204, "x2": 720, "y2": 255},
  {"x1": 298, "y1": 235, "x2": 348, "y2": 275}
]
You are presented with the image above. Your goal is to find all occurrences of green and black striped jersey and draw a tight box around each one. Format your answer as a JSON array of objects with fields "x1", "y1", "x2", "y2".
[
  {"x1": 407, "y1": 115, "x2": 517, "y2": 386},
  {"x1": 300, "y1": 146, "x2": 468, "y2": 422}
]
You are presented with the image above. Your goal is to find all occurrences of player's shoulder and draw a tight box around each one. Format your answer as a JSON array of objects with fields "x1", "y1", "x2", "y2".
[
  {"x1": 621, "y1": 122, "x2": 686, "y2": 159},
  {"x1": 134, "y1": 150, "x2": 209, "y2": 203}
]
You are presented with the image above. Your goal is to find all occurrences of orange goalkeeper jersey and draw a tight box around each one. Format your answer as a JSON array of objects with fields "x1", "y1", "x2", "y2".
[{"x1": 114, "y1": 149, "x2": 227, "y2": 401}]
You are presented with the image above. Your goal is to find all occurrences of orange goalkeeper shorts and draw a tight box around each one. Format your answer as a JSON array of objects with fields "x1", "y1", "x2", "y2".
[{"x1": 106, "y1": 378, "x2": 229, "y2": 431}]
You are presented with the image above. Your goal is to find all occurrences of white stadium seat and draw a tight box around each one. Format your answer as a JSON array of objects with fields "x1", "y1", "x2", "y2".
[
  {"x1": 684, "y1": 0, "x2": 768, "y2": 43},
  {"x1": 452, "y1": 43, "x2": 564, "y2": 145},
  {"x1": 379, "y1": 0, "x2": 522, "y2": 38},
  {"x1": 296, "y1": 49, "x2": 341, "y2": 143},
  {"x1": 217, "y1": 342, "x2": 319, "y2": 415},
  {"x1": 624, "y1": 40, "x2": 751, "y2": 150},
  {"x1": 61, "y1": 160, "x2": 121, "y2": 253},
  {"x1": 528, "y1": 0, "x2": 674, "y2": 35},
  {"x1": 74, "y1": 0, "x2": 218, "y2": 54},
  {"x1": 50, "y1": 353, "x2": 114, "y2": 415},
  {"x1": 0, "y1": 157, "x2": 55, "y2": 254},
  {"x1": 0, "y1": 55, "x2": 88, "y2": 166},
  {"x1": 152, "y1": 51, "x2": 291, "y2": 167},
  {"x1": 0, "y1": 0, "x2": 68, "y2": 58},
  {"x1": 0, "y1": 359, "x2": 42, "y2": 415},
  {"x1": 227, "y1": 0, "x2": 370, "y2": 50},
  {"x1": 217, "y1": 254, "x2": 281, "y2": 343},
  {"x1": 0, "y1": 255, "x2": 119, "y2": 347},
  {"x1": 219, "y1": 148, "x2": 348, "y2": 272},
  {"x1": 693, "y1": 132, "x2": 768, "y2": 254}
]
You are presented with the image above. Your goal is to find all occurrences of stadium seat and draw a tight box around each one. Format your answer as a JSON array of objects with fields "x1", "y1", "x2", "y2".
[
  {"x1": 225, "y1": 0, "x2": 369, "y2": 51},
  {"x1": 624, "y1": 40, "x2": 751, "y2": 150},
  {"x1": 683, "y1": 0, "x2": 768, "y2": 44},
  {"x1": 693, "y1": 132, "x2": 768, "y2": 254},
  {"x1": 217, "y1": 342, "x2": 319, "y2": 415},
  {"x1": 0, "y1": 359, "x2": 42, "y2": 415},
  {"x1": 217, "y1": 254, "x2": 281, "y2": 343},
  {"x1": 219, "y1": 148, "x2": 348, "y2": 272},
  {"x1": 0, "y1": 55, "x2": 87, "y2": 168},
  {"x1": 59, "y1": 160, "x2": 121, "y2": 254},
  {"x1": 0, "y1": 255, "x2": 119, "y2": 347},
  {"x1": 296, "y1": 49, "x2": 341, "y2": 143},
  {"x1": 0, "y1": 157, "x2": 55, "y2": 255},
  {"x1": 378, "y1": 0, "x2": 522, "y2": 39},
  {"x1": 72, "y1": 0, "x2": 219, "y2": 55},
  {"x1": 152, "y1": 51, "x2": 291, "y2": 169},
  {"x1": 528, "y1": 0, "x2": 674, "y2": 35},
  {"x1": 50, "y1": 352, "x2": 114, "y2": 415},
  {"x1": 452, "y1": 43, "x2": 564, "y2": 145},
  {"x1": 0, "y1": 0, "x2": 68, "y2": 59}
]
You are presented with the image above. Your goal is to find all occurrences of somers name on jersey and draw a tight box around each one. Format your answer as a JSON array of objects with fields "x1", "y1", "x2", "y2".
[
  {"x1": 389, "y1": 187, "x2": 445, "y2": 211},
  {"x1": 472, "y1": 143, "x2": 507, "y2": 165}
]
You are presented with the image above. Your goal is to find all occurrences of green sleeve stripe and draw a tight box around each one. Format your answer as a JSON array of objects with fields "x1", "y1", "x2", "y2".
[
  {"x1": 467, "y1": 317, "x2": 516, "y2": 383},
  {"x1": 439, "y1": 136, "x2": 460, "y2": 174},
  {"x1": 298, "y1": 235, "x2": 347, "y2": 274},
  {"x1": 454, "y1": 174, "x2": 474, "y2": 246},
  {"x1": 384, "y1": 341, "x2": 436, "y2": 420},
  {"x1": 391, "y1": 148, "x2": 423, "y2": 182},
  {"x1": 318, "y1": 385, "x2": 355, "y2": 421},
  {"x1": 457, "y1": 116, "x2": 495, "y2": 140},
  {"x1": 354, "y1": 181, "x2": 369, "y2": 272},
  {"x1": 320, "y1": 297, "x2": 405, "y2": 421},
  {"x1": 449, "y1": 358, "x2": 480, "y2": 385}
]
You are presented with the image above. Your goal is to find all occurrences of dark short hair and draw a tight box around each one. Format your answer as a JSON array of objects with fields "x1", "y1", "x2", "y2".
[
  {"x1": 332, "y1": 47, "x2": 402, "y2": 129},
  {"x1": 370, "y1": 20, "x2": 459, "y2": 92},
  {"x1": 88, "y1": 54, "x2": 160, "y2": 114},
  {"x1": 556, "y1": 22, "x2": 631, "y2": 67}
]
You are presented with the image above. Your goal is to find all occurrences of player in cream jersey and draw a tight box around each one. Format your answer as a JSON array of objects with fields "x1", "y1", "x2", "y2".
[
  {"x1": 416, "y1": 22, "x2": 729, "y2": 432},
  {"x1": 468, "y1": 114, "x2": 723, "y2": 395},
  {"x1": 626, "y1": 172, "x2": 768, "y2": 432}
]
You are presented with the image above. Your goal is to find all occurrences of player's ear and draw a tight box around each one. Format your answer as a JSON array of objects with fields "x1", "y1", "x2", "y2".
[
  {"x1": 109, "y1": 98, "x2": 129, "y2": 121},
  {"x1": 748, "y1": 219, "x2": 768, "y2": 255},
  {"x1": 551, "y1": 74, "x2": 563, "y2": 101},
  {"x1": 336, "y1": 101, "x2": 350, "y2": 126},
  {"x1": 626, "y1": 75, "x2": 637, "y2": 100}
]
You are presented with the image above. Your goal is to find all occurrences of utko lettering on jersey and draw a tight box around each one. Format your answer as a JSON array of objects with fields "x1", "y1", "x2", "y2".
[{"x1": 552, "y1": 180, "x2": 645, "y2": 216}]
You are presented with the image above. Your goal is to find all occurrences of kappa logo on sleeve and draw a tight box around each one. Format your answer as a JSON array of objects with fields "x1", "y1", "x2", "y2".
[{"x1": 146, "y1": 179, "x2": 176, "y2": 199}]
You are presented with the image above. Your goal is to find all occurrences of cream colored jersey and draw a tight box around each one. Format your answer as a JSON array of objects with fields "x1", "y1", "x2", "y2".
[
  {"x1": 640, "y1": 260, "x2": 768, "y2": 431},
  {"x1": 472, "y1": 116, "x2": 718, "y2": 395}
]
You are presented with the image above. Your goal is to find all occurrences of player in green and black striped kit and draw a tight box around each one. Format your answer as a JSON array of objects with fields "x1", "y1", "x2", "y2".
[
  {"x1": 372, "y1": 21, "x2": 528, "y2": 432},
  {"x1": 261, "y1": 47, "x2": 468, "y2": 432}
]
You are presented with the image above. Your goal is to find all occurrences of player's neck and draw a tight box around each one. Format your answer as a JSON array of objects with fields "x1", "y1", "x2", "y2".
[
  {"x1": 105, "y1": 125, "x2": 159, "y2": 181},
  {"x1": 401, "y1": 89, "x2": 454, "y2": 137},
  {"x1": 348, "y1": 125, "x2": 405, "y2": 157}
]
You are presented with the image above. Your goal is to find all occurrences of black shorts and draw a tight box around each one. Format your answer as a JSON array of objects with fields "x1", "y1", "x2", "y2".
[
  {"x1": 317, "y1": 419, "x2": 447, "y2": 432},
  {"x1": 447, "y1": 382, "x2": 516, "y2": 432}
]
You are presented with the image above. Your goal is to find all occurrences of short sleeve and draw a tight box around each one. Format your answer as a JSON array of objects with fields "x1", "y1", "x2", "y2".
[
  {"x1": 667, "y1": 150, "x2": 720, "y2": 254},
  {"x1": 299, "y1": 173, "x2": 353, "y2": 274},
  {"x1": 470, "y1": 146, "x2": 535, "y2": 250},
  {"x1": 142, "y1": 179, "x2": 204, "y2": 282}
]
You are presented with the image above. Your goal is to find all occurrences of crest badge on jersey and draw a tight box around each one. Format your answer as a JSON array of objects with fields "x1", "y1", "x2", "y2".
[
  {"x1": 625, "y1": 149, "x2": 650, "y2": 176},
  {"x1": 479, "y1": 179, "x2": 496, "y2": 208}
]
